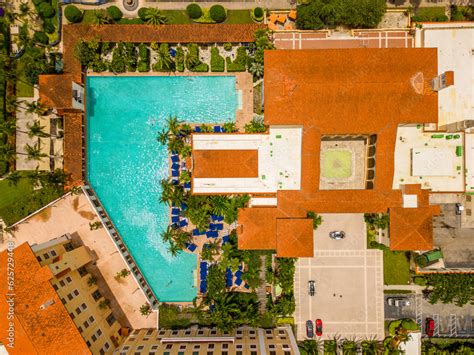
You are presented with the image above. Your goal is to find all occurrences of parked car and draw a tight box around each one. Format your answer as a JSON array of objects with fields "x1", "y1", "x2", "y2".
[
  {"x1": 306, "y1": 320, "x2": 314, "y2": 338},
  {"x1": 425, "y1": 318, "x2": 434, "y2": 338},
  {"x1": 315, "y1": 319, "x2": 323, "y2": 336},
  {"x1": 455, "y1": 203, "x2": 464, "y2": 215},
  {"x1": 387, "y1": 297, "x2": 411, "y2": 307},
  {"x1": 425, "y1": 318, "x2": 435, "y2": 337},
  {"x1": 308, "y1": 280, "x2": 316, "y2": 296},
  {"x1": 329, "y1": 231, "x2": 345, "y2": 240}
]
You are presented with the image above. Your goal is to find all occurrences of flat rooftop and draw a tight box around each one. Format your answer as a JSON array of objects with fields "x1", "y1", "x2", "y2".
[{"x1": 415, "y1": 23, "x2": 474, "y2": 128}]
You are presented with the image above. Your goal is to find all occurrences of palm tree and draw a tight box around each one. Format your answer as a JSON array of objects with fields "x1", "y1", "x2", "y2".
[
  {"x1": 160, "y1": 178, "x2": 174, "y2": 203},
  {"x1": 144, "y1": 8, "x2": 167, "y2": 26},
  {"x1": 155, "y1": 44, "x2": 173, "y2": 71},
  {"x1": 25, "y1": 100, "x2": 49, "y2": 116},
  {"x1": 0, "y1": 143, "x2": 17, "y2": 164},
  {"x1": 93, "y1": 10, "x2": 111, "y2": 26},
  {"x1": 223, "y1": 122, "x2": 237, "y2": 133},
  {"x1": 298, "y1": 340, "x2": 319, "y2": 355},
  {"x1": 179, "y1": 170, "x2": 191, "y2": 184},
  {"x1": 6, "y1": 97, "x2": 24, "y2": 114},
  {"x1": 24, "y1": 142, "x2": 47, "y2": 161},
  {"x1": 172, "y1": 229, "x2": 192, "y2": 250},
  {"x1": 161, "y1": 225, "x2": 174, "y2": 244},
  {"x1": 166, "y1": 116, "x2": 180, "y2": 136},
  {"x1": 5, "y1": 171, "x2": 22, "y2": 186},
  {"x1": 26, "y1": 167, "x2": 44, "y2": 188},
  {"x1": 27, "y1": 120, "x2": 49, "y2": 138},
  {"x1": 208, "y1": 195, "x2": 229, "y2": 216},
  {"x1": 168, "y1": 241, "x2": 181, "y2": 257},
  {"x1": 157, "y1": 129, "x2": 169, "y2": 145},
  {"x1": 168, "y1": 136, "x2": 185, "y2": 154},
  {"x1": 0, "y1": 119, "x2": 17, "y2": 136},
  {"x1": 249, "y1": 62, "x2": 264, "y2": 78}
]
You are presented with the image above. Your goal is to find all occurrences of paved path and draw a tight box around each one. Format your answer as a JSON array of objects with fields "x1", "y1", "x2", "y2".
[
  {"x1": 256, "y1": 255, "x2": 267, "y2": 314},
  {"x1": 384, "y1": 284, "x2": 426, "y2": 292}
]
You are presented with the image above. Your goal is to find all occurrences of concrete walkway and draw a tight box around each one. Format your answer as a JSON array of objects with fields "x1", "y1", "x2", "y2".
[{"x1": 384, "y1": 284, "x2": 426, "y2": 292}]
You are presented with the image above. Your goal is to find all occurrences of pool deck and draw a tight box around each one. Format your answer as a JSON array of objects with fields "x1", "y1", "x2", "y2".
[
  {"x1": 0, "y1": 192, "x2": 157, "y2": 329},
  {"x1": 86, "y1": 72, "x2": 253, "y2": 129}
]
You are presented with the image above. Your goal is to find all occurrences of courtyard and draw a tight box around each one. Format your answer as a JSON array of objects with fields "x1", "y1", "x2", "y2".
[{"x1": 294, "y1": 213, "x2": 384, "y2": 340}]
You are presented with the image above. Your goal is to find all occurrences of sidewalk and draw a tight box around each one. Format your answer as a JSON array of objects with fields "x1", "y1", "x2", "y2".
[{"x1": 384, "y1": 284, "x2": 426, "y2": 293}]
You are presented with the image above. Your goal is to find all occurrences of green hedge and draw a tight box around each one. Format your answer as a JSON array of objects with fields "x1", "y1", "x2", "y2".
[
  {"x1": 175, "y1": 46, "x2": 185, "y2": 72},
  {"x1": 186, "y1": 3, "x2": 202, "y2": 19},
  {"x1": 107, "y1": 6, "x2": 123, "y2": 21},
  {"x1": 64, "y1": 5, "x2": 83, "y2": 23},
  {"x1": 210, "y1": 47, "x2": 225, "y2": 72},
  {"x1": 209, "y1": 4, "x2": 226, "y2": 23},
  {"x1": 137, "y1": 43, "x2": 149, "y2": 72},
  {"x1": 226, "y1": 47, "x2": 247, "y2": 72},
  {"x1": 38, "y1": 2, "x2": 55, "y2": 18},
  {"x1": 186, "y1": 44, "x2": 209, "y2": 72}
]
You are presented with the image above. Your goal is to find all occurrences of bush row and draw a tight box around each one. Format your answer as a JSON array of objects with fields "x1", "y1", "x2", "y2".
[
  {"x1": 226, "y1": 47, "x2": 248, "y2": 72},
  {"x1": 210, "y1": 47, "x2": 224, "y2": 72}
]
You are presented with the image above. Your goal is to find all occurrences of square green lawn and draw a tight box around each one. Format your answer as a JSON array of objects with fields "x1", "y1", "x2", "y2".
[
  {"x1": 413, "y1": 7, "x2": 447, "y2": 21},
  {"x1": 0, "y1": 173, "x2": 34, "y2": 210},
  {"x1": 224, "y1": 10, "x2": 254, "y2": 24},
  {"x1": 321, "y1": 149, "x2": 352, "y2": 178},
  {"x1": 383, "y1": 249, "x2": 411, "y2": 285}
]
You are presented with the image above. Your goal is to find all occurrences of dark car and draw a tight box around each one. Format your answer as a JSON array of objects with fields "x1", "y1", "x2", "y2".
[
  {"x1": 308, "y1": 280, "x2": 316, "y2": 296},
  {"x1": 315, "y1": 319, "x2": 323, "y2": 336},
  {"x1": 425, "y1": 318, "x2": 435, "y2": 337},
  {"x1": 329, "y1": 231, "x2": 345, "y2": 240},
  {"x1": 306, "y1": 320, "x2": 314, "y2": 338}
]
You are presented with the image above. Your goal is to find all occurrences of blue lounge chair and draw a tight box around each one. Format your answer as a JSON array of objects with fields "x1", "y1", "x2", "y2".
[
  {"x1": 222, "y1": 235, "x2": 230, "y2": 244},
  {"x1": 171, "y1": 150, "x2": 178, "y2": 155},
  {"x1": 186, "y1": 243, "x2": 197, "y2": 252},
  {"x1": 195, "y1": 126, "x2": 202, "y2": 133},
  {"x1": 217, "y1": 215, "x2": 224, "y2": 222},
  {"x1": 171, "y1": 178, "x2": 178, "y2": 185},
  {"x1": 206, "y1": 231, "x2": 218, "y2": 238},
  {"x1": 235, "y1": 278, "x2": 243, "y2": 286},
  {"x1": 184, "y1": 182, "x2": 191, "y2": 189},
  {"x1": 200, "y1": 280, "x2": 207, "y2": 293},
  {"x1": 225, "y1": 268, "x2": 233, "y2": 287},
  {"x1": 235, "y1": 270, "x2": 243, "y2": 279},
  {"x1": 171, "y1": 208, "x2": 180, "y2": 215},
  {"x1": 181, "y1": 203, "x2": 187, "y2": 210},
  {"x1": 171, "y1": 155, "x2": 179, "y2": 163},
  {"x1": 209, "y1": 223, "x2": 217, "y2": 231},
  {"x1": 171, "y1": 216, "x2": 179, "y2": 223},
  {"x1": 215, "y1": 223, "x2": 224, "y2": 231},
  {"x1": 171, "y1": 162, "x2": 179, "y2": 170},
  {"x1": 179, "y1": 219, "x2": 188, "y2": 228},
  {"x1": 171, "y1": 170, "x2": 179, "y2": 177},
  {"x1": 244, "y1": 283, "x2": 250, "y2": 290}
]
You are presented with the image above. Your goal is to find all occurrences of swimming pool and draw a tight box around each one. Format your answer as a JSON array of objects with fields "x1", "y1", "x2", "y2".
[{"x1": 86, "y1": 75, "x2": 238, "y2": 302}]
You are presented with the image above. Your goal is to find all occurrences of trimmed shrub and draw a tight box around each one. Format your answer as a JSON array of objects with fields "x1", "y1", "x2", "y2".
[
  {"x1": 253, "y1": 7, "x2": 263, "y2": 19},
  {"x1": 38, "y1": 2, "x2": 55, "y2": 18},
  {"x1": 107, "y1": 6, "x2": 123, "y2": 21},
  {"x1": 32, "y1": 0, "x2": 44, "y2": 6},
  {"x1": 210, "y1": 47, "x2": 224, "y2": 72},
  {"x1": 186, "y1": 3, "x2": 202, "y2": 19},
  {"x1": 137, "y1": 61, "x2": 149, "y2": 72},
  {"x1": 209, "y1": 5, "x2": 226, "y2": 23},
  {"x1": 138, "y1": 7, "x2": 148, "y2": 21},
  {"x1": 137, "y1": 43, "x2": 150, "y2": 72},
  {"x1": 175, "y1": 46, "x2": 185, "y2": 72},
  {"x1": 64, "y1": 5, "x2": 83, "y2": 23},
  {"x1": 33, "y1": 31, "x2": 49, "y2": 44},
  {"x1": 223, "y1": 42, "x2": 232, "y2": 51},
  {"x1": 226, "y1": 46, "x2": 247, "y2": 72},
  {"x1": 42, "y1": 19, "x2": 55, "y2": 34}
]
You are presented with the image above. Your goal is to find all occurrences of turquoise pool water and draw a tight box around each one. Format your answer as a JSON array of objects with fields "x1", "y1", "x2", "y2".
[{"x1": 86, "y1": 75, "x2": 237, "y2": 302}]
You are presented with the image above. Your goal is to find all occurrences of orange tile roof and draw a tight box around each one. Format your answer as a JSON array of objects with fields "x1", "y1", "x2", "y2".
[
  {"x1": 276, "y1": 219, "x2": 314, "y2": 257},
  {"x1": 0, "y1": 243, "x2": 90, "y2": 355},
  {"x1": 389, "y1": 207, "x2": 435, "y2": 251},
  {"x1": 237, "y1": 208, "x2": 281, "y2": 250},
  {"x1": 232, "y1": 49, "x2": 440, "y2": 253},
  {"x1": 193, "y1": 150, "x2": 258, "y2": 178},
  {"x1": 39, "y1": 74, "x2": 73, "y2": 110},
  {"x1": 63, "y1": 111, "x2": 83, "y2": 185}
]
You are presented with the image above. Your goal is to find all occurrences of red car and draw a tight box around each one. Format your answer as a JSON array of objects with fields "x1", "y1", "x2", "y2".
[
  {"x1": 315, "y1": 319, "x2": 323, "y2": 336},
  {"x1": 306, "y1": 320, "x2": 314, "y2": 338},
  {"x1": 425, "y1": 318, "x2": 434, "y2": 337}
]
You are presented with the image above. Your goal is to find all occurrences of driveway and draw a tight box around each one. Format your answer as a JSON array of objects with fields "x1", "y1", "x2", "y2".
[
  {"x1": 294, "y1": 214, "x2": 385, "y2": 340},
  {"x1": 385, "y1": 293, "x2": 474, "y2": 338}
]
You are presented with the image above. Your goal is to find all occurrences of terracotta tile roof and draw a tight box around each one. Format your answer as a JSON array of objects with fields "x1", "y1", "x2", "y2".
[
  {"x1": 39, "y1": 74, "x2": 73, "y2": 110},
  {"x1": 63, "y1": 111, "x2": 83, "y2": 185},
  {"x1": 0, "y1": 243, "x2": 90, "y2": 355},
  {"x1": 193, "y1": 150, "x2": 258, "y2": 178},
  {"x1": 62, "y1": 24, "x2": 265, "y2": 82},
  {"x1": 237, "y1": 208, "x2": 281, "y2": 250},
  {"x1": 389, "y1": 207, "x2": 435, "y2": 251},
  {"x1": 276, "y1": 219, "x2": 314, "y2": 257}
]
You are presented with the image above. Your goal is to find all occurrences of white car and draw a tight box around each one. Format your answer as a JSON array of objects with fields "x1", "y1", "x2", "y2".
[
  {"x1": 387, "y1": 297, "x2": 411, "y2": 307},
  {"x1": 329, "y1": 231, "x2": 345, "y2": 240}
]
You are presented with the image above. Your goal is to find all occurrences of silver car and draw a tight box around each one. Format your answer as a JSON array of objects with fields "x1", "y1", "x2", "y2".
[
  {"x1": 308, "y1": 280, "x2": 316, "y2": 296},
  {"x1": 387, "y1": 297, "x2": 411, "y2": 307},
  {"x1": 329, "y1": 231, "x2": 345, "y2": 240}
]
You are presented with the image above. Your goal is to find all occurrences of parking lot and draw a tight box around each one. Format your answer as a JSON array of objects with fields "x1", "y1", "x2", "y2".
[
  {"x1": 294, "y1": 214, "x2": 385, "y2": 340},
  {"x1": 385, "y1": 293, "x2": 474, "y2": 338}
]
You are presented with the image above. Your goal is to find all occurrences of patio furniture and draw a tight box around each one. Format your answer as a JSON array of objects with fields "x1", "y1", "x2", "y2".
[
  {"x1": 235, "y1": 270, "x2": 243, "y2": 279},
  {"x1": 184, "y1": 182, "x2": 191, "y2": 189},
  {"x1": 179, "y1": 219, "x2": 188, "y2": 228},
  {"x1": 288, "y1": 9, "x2": 297, "y2": 21},
  {"x1": 171, "y1": 170, "x2": 179, "y2": 177},
  {"x1": 195, "y1": 126, "x2": 202, "y2": 133},
  {"x1": 185, "y1": 243, "x2": 197, "y2": 252},
  {"x1": 213, "y1": 126, "x2": 222, "y2": 133},
  {"x1": 171, "y1": 208, "x2": 180, "y2": 215},
  {"x1": 235, "y1": 277, "x2": 243, "y2": 286},
  {"x1": 171, "y1": 155, "x2": 179, "y2": 163},
  {"x1": 211, "y1": 214, "x2": 224, "y2": 221},
  {"x1": 277, "y1": 14, "x2": 287, "y2": 24},
  {"x1": 222, "y1": 235, "x2": 230, "y2": 244},
  {"x1": 268, "y1": 22, "x2": 279, "y2": 31},
  {"x1": 206, "y1": 231, "x2": 218, "y2": 238},
  {"x1": 225, "y1": 268, "x2": 233, "y2": 287},
  {"x1": 215, "y1": 223, "x2": 224, "y2": 231},
  {"x1": 172, "y1": 163, "x2": 179, "y2": 170},
  {"x1": 209, "y1": 223, "x2": 217, "y2": 231},
  {"x1": 181, "y1": 203, "x2": 187, "y2": 210},
  {"x1": 244, "y1": 283, "x2": 250, "y2": 290},
  {"x1": 269, "y1": 13, "x2": 278, "y2": 23},
  {"x1": 171, "y1": 216, "x2": 179, "y2": 223}
]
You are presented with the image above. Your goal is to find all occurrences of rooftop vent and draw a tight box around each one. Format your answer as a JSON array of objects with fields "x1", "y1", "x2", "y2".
[
  {"x1": 39, "y1": 299, "x2": 55, "y2": 310},
  {"x1": 431, "y1": 71, "x2": 454, "y2": 91}
]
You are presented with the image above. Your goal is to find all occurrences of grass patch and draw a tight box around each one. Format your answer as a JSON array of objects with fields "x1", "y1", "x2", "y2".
[
  {"x1": 0, "y1": 172, "x2": 34, "y2": 210},
  {"x1": 161, "y1": 10, "x2": 192, "y2": 24},
  {"x1": 384, "y1": 290, "x2": 413, "y2": 294},
  {"x1": 253, "y1": 82, "x2": 263, "y2": 114},
  {"x1": 224, "y1": 10, "x2": 254, "y2": 24},
  {"x1": 413, "y1": 7, "x2": 448, "y2": 22},
  {"x1": 383, "y1": 249, "x2": 411, "y2": 285},
  {"x1": 159, "y1": 303, "x2": 211, "y2": 329},
  {"x1": 81, "y1": 10, "x2": 96, "y2": 25},
  {"x1": 16, "y1": 59, "x2": 34, "y2": 97}
]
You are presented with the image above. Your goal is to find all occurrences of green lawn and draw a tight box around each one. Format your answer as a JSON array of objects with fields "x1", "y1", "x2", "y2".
[
  {"x1": 81, "y1": 10, "x2": 96, "y2": 25},
  {"x1": 16, "y1": 49, "x2": 36, "y2": 98},
  {"x1": 162, "y1": 10, "x2": 192, "y2": 24},
  {"x1": 224, "y1": 10, "x2": 255, "y2": 24},
  {"x1": 321, "y1": 150, "x2": 352, "y2": 178},
  {"x1": 0, "y1": 172, "x2": 33, "y2": 210},
  {"x1": 383, "y1": 248, "x2": 411, "y2": 285},
  {"x1": 413, "y1": 7, "x2": 447, "y2": 22}
]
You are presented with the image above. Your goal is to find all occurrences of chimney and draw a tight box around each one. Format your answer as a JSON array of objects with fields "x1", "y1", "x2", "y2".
[{"x1": 431, "y1": 71, "x2": 454, "y2": 91}]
